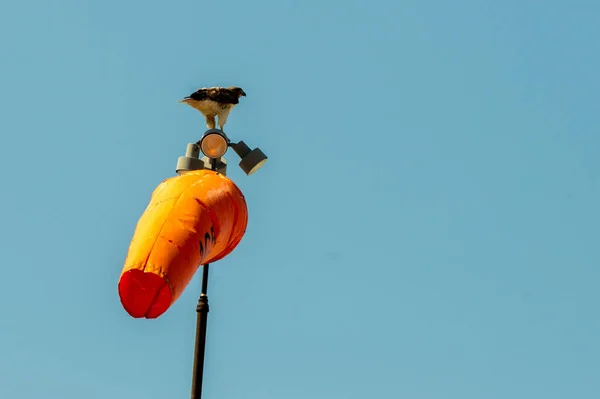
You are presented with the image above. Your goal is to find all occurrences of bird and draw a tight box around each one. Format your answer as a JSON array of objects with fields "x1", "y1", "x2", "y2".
[{"x1": 179, "y1": 86, "x2": 246, "y2": 131}]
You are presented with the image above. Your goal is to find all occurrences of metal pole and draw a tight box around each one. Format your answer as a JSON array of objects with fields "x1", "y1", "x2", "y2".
[
  {"x1": 190, "y1": 157, "x2": 218, "y2": 399},
  {"x1": 190, "y1": 263, "x2": 210, "y2": 399}
]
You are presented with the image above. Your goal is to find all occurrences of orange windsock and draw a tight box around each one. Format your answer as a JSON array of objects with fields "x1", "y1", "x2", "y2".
[{"x1": 118, "y1": 170, "x2": 248, "y2": 319}]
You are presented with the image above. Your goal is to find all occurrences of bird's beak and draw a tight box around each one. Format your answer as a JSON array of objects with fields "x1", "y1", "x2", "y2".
[{"x1": 242, "y1": 92, "x2": 246, "y2": 96}]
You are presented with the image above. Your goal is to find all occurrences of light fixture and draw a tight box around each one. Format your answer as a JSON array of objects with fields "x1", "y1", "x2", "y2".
[
  {"x1": 176, "y1": 130, "x2": 267, "y2": 176},
  {"x1": 198, "y1": 129, "x2": 229, "y2": 159},
  {"x1": 230, "y1": 141, "x2": 268, "y2": 176},
  {"x1": 176, "y1": 143, "x2": 205, "y2": 175}
]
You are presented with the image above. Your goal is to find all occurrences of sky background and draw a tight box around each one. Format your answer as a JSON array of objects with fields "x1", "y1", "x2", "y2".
[{"x1": 0, "y1": 0, "x2": 599, "y2": 398}]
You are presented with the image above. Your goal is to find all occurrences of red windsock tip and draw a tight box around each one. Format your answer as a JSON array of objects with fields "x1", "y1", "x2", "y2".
[{"x1": 118, "y1": 270, "x2": 173, "y2": 319}]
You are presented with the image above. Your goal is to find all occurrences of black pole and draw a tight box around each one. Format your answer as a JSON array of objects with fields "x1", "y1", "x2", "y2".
[
  {"x1": 191, "y1": 157, "x2": 218, "y2": 399},
  {"x1": 191, "y1": 263, "x2": 210, "y2": 399}
]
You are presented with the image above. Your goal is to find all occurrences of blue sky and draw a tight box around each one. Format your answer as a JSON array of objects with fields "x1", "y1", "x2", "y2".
[{"x1": 1, "y1": 0, "x2": 599, "y2": 398}]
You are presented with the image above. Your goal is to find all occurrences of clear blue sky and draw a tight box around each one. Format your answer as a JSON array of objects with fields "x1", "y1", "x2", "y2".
[{"x1": 1, "y1": 0, "x2": 599, "y2": 398}]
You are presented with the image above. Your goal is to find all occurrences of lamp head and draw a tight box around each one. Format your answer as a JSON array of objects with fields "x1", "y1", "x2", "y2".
[
  {"x1": 176, "y1": 143, "x2": 205, "y2": 175},
  {"x1": 199, "y1": 129, "x2": 229, "y2": 159},
  {"x1": 230, "y1": 141, "x2": 268, "y2": 176}
]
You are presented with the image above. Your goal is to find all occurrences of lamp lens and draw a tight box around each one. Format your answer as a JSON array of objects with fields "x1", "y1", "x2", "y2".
[
  {"x1": 200, "y1": 134, "x2": 228, "y2": 158},
  {"x1": 248, "y1": 158, "x2": 267, "y2": 175}
]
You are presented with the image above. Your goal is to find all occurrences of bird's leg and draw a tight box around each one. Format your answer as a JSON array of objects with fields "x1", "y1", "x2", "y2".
[
  {"x1": 218, "y1": 108, "x2": 231, "y2": 131},
  {"x1": 206, "y1": 115, "x2": 216, "y2": 130}
]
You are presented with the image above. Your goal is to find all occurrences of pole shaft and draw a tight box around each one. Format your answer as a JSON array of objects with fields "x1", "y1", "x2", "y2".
[
  {"x1": 191, "y1": 157, "x2": 218, "y2": 398},
  {"x1": 191, "y1": 264, "x2": 210, "y2": 399}
]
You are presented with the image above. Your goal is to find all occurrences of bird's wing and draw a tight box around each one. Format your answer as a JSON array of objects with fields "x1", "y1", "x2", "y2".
[
  {"x1": 184, "y1": 87, "x2": 239, "y2": 104},
  {"x1": 183, "y1": 87, "x2": 211, "y2": 101}
]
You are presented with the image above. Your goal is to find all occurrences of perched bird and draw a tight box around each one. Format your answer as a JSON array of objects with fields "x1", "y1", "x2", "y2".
[{"x1": 179, "y1": 86, "x2": 246, "y2": 131}]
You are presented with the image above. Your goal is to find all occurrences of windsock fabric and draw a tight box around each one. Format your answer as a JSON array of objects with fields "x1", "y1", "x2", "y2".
[{"x1": 118, "y1": 170, "x2": 248, "y2": 318}]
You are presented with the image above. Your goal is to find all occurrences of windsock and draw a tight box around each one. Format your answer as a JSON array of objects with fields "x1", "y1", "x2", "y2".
[{"x1": 118, "y1": 170, "x2": 248, "y2": 318}]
